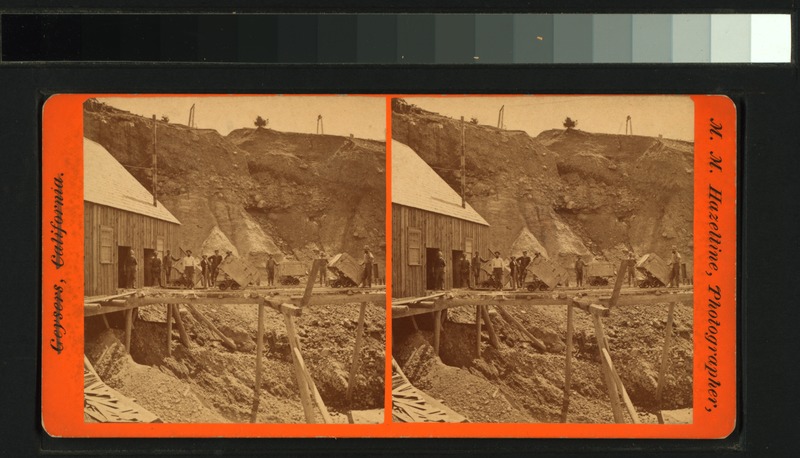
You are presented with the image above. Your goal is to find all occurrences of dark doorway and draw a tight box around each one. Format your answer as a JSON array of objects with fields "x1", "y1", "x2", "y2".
[
  {"x1": 118, "y1": 246, "x2": 131, "y2": 288},
  {"x1": 143, "y1": 248, "x2": 155, "y2": 287},
  {"x1": 425, "y1": 247, "x2": 440, "y2": 290},
  {"x1": 452, "y1": 250, "x2": 464, "y2": 288}
]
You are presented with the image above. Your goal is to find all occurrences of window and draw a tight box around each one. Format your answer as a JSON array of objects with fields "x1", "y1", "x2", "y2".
[
  {"x1": 408, "y1": 228, "x2": 421, "y2": 266},
  {"x1": 156, "y1": 236, "x2": 165, "y2": 260},
  {"x1": 100, "y1": 226, "x2": 113, "y2": 264},
  {"x1": 465, "y1": 238, "x2": 473, "y2": 257}
]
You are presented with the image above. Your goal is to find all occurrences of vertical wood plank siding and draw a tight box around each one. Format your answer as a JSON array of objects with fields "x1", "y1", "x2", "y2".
[
  {"x1": 392, "y1": 203, "x2": 489, "y2": 298},
  {"x1": 84, "y1": 201, "x2": 178, "y2": 296}
]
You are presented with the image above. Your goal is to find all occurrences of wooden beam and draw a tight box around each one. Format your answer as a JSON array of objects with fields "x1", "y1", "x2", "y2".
[
  {"x1": 185, "y1": 304, "x2": 236, "y2": 350},
  {"x1": 480, "y1": 305, "x2": 499, "y2": 349},
  {"x1": 346, "y1": 302, "x2": 368, "y2": 404},
  {"x1": 592, "y1": 312, "x2": 624, "y2": 423},
  {"x1": 655, "y1": 301, "x2": 677, "y2": 424},
  {"x1": 172, "y1": 305, "x2": 192, "y2": 349},
  {"x1": 294, "y1": 347, "x2": 333, "y2": 424},
  {"x1": 608, "y1": 259, "x2": 628, "y2": 309},
  {"x1": 124, "y1": 308, "x2": 133, "y2": 354},
  {"x1": 392, "y1": 292, "x2": 446, "y2": 306},
  {"x1": 603, "y1": 348, "x2": 640, "y2": 424},
  {"x1": 301, "y1": 259, "x2": 321, "y2": 308},
  {"x1": 250, "y1": 303, "x2": 265, "y2": 423},
  {"x1": 166, "y1": 304, "x2": 173, "y2": 357},
  {"x1": 409, "y1": 315, "x2": 419, "y2": 331},
  {"x1": 475, "y1": 305, "x2": 482, "y2": 358},
  {"x1": 494, "y1": 305, "x2": 547, "y2": 352},
  {"x1": 433, "y1": 310, "x2": 442, "y2": 356},
  {"x1": 561, "y1": 301, "x2": 574, "y2": 423},
  {"x1": 284, "y1": 313, "x2": 316, "y2": 423}
]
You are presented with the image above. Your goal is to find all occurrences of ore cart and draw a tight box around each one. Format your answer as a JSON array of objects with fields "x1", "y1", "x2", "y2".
[
  {"x1": 277, "y1": 261, "x2": 307, "y2": 285},
  {"x1": 636, "y1": 253, "x2": 670, "y2": 288},
  {"x1": 585, "y1": 262, "x2": 616, "y2": 286},
  {"x1": 523, "y1": 256, "x2": 568, "y2": 291},
  {"x1": 327, "y1": 252, "x2": 361, "y2": 288},
  {"x1": 217, "y1": 256, "x2": 260, "y2": 290}
]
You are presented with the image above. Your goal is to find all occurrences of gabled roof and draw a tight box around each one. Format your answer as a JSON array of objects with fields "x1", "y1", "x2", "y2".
[
  {"x1": 391, "y1": 140, "x2": 489, "y2": 226},
  {"x1": 84, "y1": 138, "x2": 181, "y2": 225}
]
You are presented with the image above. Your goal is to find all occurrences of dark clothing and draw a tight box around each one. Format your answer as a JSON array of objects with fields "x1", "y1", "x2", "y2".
[
  {"x1": 361, "y1": 251, "x2": 374, "y2": 287},
  {"x1": 184, "y1": 266, "x2": 195, "y2": 289},
  {"x1": 492, "y1": 267, "x2": 503, "y2": 291},
  {"x1": 508, "y1": 260, "x2": 518, "y2": 289},
  {"x1": 433, "y1": 256, "x2": 446, "y2": 290},
  {"x1": 209, "y1": 254, "x2": 222, "y2": 286},
  {"x1": 625, "y1": 255, "x2": 637, "y2": 286},
  {"x1": 151, "y1": 257, "x2": 162, "y2": 287},
  {"x1": 163, "y1": 254, "x2": 179, "y2": 285},
  {"x1": 319, "y1": 258, "x2": 328, "y2": 286},
  {"x1": 459, "y1": 259, "x2": 471, "y2": 288},
  {"x1": 472, "y1": 255, "x2": 488, "y2": 287},
  {"x1": 575, "y1": 259, "x2": 585, "y2": 287},
  {"x1": 200, "y1": 258, "x2": 209, "y2": 287},
  {"x1": 518, "y1": 255, "x2": 531, "y2": 285},
  {"x1": 126, "y1": 255, "x2": 138, "y2": 288},
  {"x1": 266, "y1": 258, "x2": 277, "y2": 286}
]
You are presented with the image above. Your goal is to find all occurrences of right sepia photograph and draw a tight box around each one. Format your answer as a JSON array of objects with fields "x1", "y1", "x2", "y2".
[{"x1": 391, "y1": 95, "x2": 695, "y2": 424}]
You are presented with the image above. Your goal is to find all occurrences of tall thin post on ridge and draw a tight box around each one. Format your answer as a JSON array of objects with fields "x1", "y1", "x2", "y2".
[
  {"x1": 152, "y1": 114, "x2": 157, "y2": 207},
  {"x1": 460, "y1": 116, "x2": 466, "y2": 208}
]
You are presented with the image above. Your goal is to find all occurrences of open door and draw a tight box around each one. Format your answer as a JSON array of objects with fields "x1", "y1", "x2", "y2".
[{"x1": 425, "y1": 247, "x2": 439, "y2": 290}]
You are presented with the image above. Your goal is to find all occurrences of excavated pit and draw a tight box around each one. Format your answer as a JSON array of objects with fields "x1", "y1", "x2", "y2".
[{"x1": 85, "y1": 300, "x2": 385, "y2": 423}]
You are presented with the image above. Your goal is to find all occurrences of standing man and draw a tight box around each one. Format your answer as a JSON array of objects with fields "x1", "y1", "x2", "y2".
[
  {"x1": 574, "y1": 255, "x2": 586, "y2": 288},
  {"x1": 266, "y1": 253, "x2": 278, "y2": 287},
  {"x1": 200, "y1": 255, "x2": 210, "y2": 287},
  {"x1": 361, "y1": 245, "x2": 375, "y2": 288},
  {"x1": 668, "y1": 246, "x2": 682, "y2": 288},
  {"x1": 151, "y1": 253, "x2": 162, "y2": 287},
  {"x1": 183, "y1": 250, "x2": 197, "y2": 289},
  {"x1": 624, "y1": 249, "x2": 637, "y2": 287},
  {"x1": 508, "y1": 256, "x2": 518, "y2": 290},
  {"x1": 518, "y1": 251, "x2": 532, "y2": 287},
  {"x1": 472, "y1": 251, "x2": 488, "y2": 288},
  {"x1": 459, "y1": 253, "x2": 471, "y2": 288},
  {"x1": 209, "y1": 249, "x2": 223, "y2": 287},
  {"x1": 489, "y1": 251, "x2": 505, "y2": 291},
  {"x1": 318, "y1": 251, "x2": 328, "y2": 286},
  {"x1": 126, "y1": 248, "x2": 138, "y2": 289},
  {"x1": 163, "y1": 250, "x2": 179, "y2": 286},
  {"x1": 433, "y1": 250, "x2": 446, "y2": 290}
]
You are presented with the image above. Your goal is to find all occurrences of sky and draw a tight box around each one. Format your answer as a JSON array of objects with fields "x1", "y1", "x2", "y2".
[
  {"x1": 400, "y1": 95, "x2": 695, "y2": 142},
  {"x1": 96, "y1": 96, "x2": 387, "y2": 141}
]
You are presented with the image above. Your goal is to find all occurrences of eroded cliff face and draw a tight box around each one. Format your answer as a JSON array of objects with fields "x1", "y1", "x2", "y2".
[
  {"x1": 392, "y1": 99, "x2": 693, "y2": 271},
  {"x1": 84, "y1": 99, "x2": 386, "y2": 270}
]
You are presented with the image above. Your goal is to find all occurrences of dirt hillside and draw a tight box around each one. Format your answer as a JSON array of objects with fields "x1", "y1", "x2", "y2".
[
  {"x1": 392, "y1": 99, "x2": 693, "y2": 273},
  {"x1": 84, "y1": 99, "x2": 386, "y2": 270}
]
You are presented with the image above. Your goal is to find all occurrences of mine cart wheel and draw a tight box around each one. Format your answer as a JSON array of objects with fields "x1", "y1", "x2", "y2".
[
  {"x1": 539, "y1": 283, "x2": 549, "y2": 291},
  {"x1": 230, "y1": 282, "x2": 240, "y2": 290},
  {"x1": 218, "y1": 281, "x2": 229, "y2": 290},
  {"x1": 526, "y1": 283, "x2": 537, "y2": 292}
]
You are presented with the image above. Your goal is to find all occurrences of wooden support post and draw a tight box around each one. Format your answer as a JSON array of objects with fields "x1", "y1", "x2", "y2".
[
  {"x1": 284, "y1": 313, "x2": 316, "y2": 423},
  {"x1": 185, "y1": 304, "x2": 236, "y2": 350},
  {"x1": 409, "y1": 315, "x2": 419, "y2": 331},
  {"x1": 346, "y1": 302, "x2": 368, "y2": 405},
  {"x1": 475, "y1": 305, "x2": 482, "y2": 358},
  {"x1": 592, "y1": 311, "x2": 624, "y2": 423},
  {"x1": 166, "y1": 304, "x2": 173, "y2": 356},
  {"x1": 433, "y1": 310, "x2": 442, "y2": 356},
  {"x1": 101, "y1": 314, "x2": 110, "y2": 329},
  {"x1": 495, "y1": 305, "x2": 547, "y2": 352},
  {"x1": 608, "y1": 259, "x2": 628, "y2": 309},
  {"x1": 481, "y1": 305, "x2": 499, "y2": 349},
  {"x1": 561, "y1": 301, "x2": 574, "y2": 423},
  {"x1": 301, "y1": 259, "x2": 320, "y2": 308},
  {"x1": 294, "y1": 347, "x2": 333, "y2": 424},
  {"x1": 172, "y1": 305, "x2": 192, "y2": 349},
  {"x1": 124, "y1": 308, "x2": 133, "y2": 353},
  {"x1": 603, "y1": 348, "x2": 640, "y2": 424},
  {"x1": 655, "y1": 301, "x2": 677, "y2": 424},
  {"x1": 250, "y1": 303, "x2": 265, "y2": 423}
]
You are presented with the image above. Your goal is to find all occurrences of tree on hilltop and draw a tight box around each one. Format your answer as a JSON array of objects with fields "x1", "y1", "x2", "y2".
[
  {"x1": 254, "y1": 116, "x2": 268, "y2": 129},
  {"x1": 563, "y1": 117, "x2": 578, "y2": 130}
]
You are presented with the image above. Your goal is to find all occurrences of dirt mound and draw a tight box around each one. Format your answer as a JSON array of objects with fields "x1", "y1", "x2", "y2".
[
  {"x1": 392, "y1": 99, "x2": 693, "y2": 273},
  {"x1": 393, "y1": 300, "x2": 692, "y2": 423},
  {"x1": 84, "y1": 99, "x2": 385, "y2": 268},
  {"x1": 86, "y1": 298, "x2": 385, "y2": 423}
]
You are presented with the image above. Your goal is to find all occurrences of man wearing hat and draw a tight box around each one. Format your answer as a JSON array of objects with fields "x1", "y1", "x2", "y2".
[
  {"x1": 360, "y1": 245, "x2": 374, "y2": 288},
  {"x1": 471, "y1": 251, "x2": 488, "y2": 288},
  {"x1": 668, "y1": 246, "x2": 682, "y2": 288},
  {"x1": 266, "y1": 253, "x2": 278, "y2": 286},
  {"x1": 182, "y1": 250, "x2": 197, "y2": 289},
  {"x1": 517, "y1": 250, "x2": 532, "y2": 286},
  {"x1": 574, "y1": 255, "x2": 586, "y2": 287},
  {"x1": 318, "y1": 251, "x2": 328, "y2": 286},
  {"x1": 624, "y1": 249, "x2": 637, "y2": 287},
  {"x1": 488, "y1": 251, "x2": 505, "y2": 291},
  {"x1": 209, "y1": 249, "x2": 223, "y2": 287}
]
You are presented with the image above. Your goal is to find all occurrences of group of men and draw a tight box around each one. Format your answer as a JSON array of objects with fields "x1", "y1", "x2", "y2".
[
  {"x1": 573, "y1": 246, "x2": 683, "y2": 288},
  {"x1": 119, "y1": 247, "x2": 231, "y2": 290},
  {"x1": 430, "y1": 249, "x2": 538, "y2": 291}
]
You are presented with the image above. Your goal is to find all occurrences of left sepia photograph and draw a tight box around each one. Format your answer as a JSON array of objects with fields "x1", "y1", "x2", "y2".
[{"x1": 81, "y1": 95, "x2": 386, "y2": 424}]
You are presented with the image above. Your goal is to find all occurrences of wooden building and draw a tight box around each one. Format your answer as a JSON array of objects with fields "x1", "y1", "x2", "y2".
[
  {"x1": 391, "y1": 141, "x2": 490, "y2": 298},
  {"x1": 84, "y1": 138, "x2": 181, "y2": 297}
]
